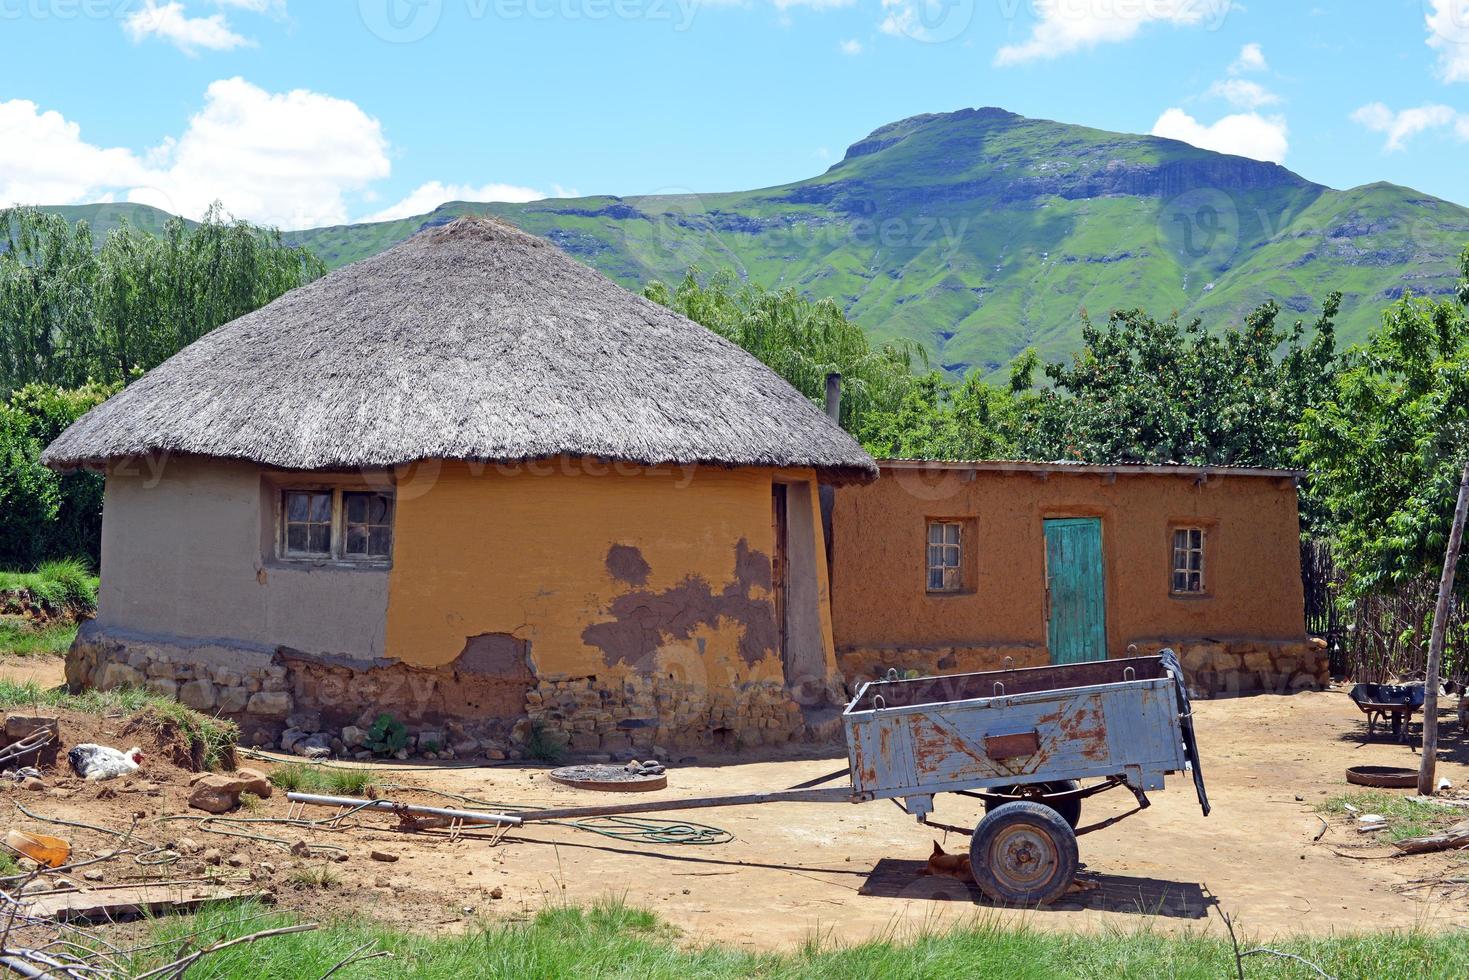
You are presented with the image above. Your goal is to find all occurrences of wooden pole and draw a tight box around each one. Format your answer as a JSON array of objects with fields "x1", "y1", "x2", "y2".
[{"x1": 1419, "y1": 461, "x2": 1469, "y2": 796}]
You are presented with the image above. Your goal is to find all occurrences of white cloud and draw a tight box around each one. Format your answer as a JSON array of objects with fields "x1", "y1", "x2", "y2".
[
  {"x1": 1426, "y1": 0, "x2": 1469, "y2": 83},
  {"x1": 839, "y1": 38, "x2": 864, "y2": 55},
  {"x1": 1150, "y1": 107, "x2": 1288, "y2": 163},
  {"x1": 1350, "y1": 101, "x2": 1464, "y2": 151},
  {"x1": 994, "y1": 0, "x2": 1231, "y2": 66},
  {"x1": 0, "y1": 100, "x2": 152, "y2": 205},
  {"x1": 1206, "y1": 78, "x2": 1279, "y2": 109},
  {"x1": 147, "y1": 78, "x2": 390, "y2": 227},
  {"x1": 123, "y1": 0, "x2": 251, "y2": 55},
  {"x1": 0, "y1": 79, "x2": 391, "y2": 229},
  {"x1": 1229, "y1": 41, "x2": 1266, "y2": 74},
  {"x1": 773, "y1": 0, "x2": 854, "y2": 8},
  {"x1": 365, "y1": 181, "x2": 549, "y2": 223}
]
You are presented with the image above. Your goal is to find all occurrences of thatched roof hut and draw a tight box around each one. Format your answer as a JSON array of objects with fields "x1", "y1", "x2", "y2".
[{"x1": 44, "y1": 217, "x2": 876, "y2": 484}]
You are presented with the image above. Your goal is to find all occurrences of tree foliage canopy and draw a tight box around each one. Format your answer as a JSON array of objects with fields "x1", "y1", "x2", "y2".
[
  {"x1": 1014, "y1": 298, "x2": 1338, "y2": 469},
  {"x1": 0, "y1": 205, "x2": 323, "y2": 395},
  {"x1": 645, "y1": 269, "x2": 923, "y2": 436},
  {"x1": 1299, "y1": 249, "x2": 1469, "y2": 597}
]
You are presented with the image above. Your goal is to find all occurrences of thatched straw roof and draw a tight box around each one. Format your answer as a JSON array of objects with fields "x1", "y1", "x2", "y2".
[{"x1": 43, "y1": 217, "x2": 876, "y2": 484}]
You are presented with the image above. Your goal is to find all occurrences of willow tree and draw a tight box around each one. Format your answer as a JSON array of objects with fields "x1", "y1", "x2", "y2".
[
  {"x1": 0, "y1": 205, "x2": 324, "y2": 395},
  {"x1": 645, "y1": 268, "x2": 923, "y2": 436}
]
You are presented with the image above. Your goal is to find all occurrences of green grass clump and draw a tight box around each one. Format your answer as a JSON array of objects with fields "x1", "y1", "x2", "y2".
[
  {"x1": 524, "y1": 720, "x2": 568, "y2": 764},
  {"x1": 128, "y1": 898, "x2": 1469, "y2": 979},
  {"x1": 0, "y1": 558, "x2": 98, "y2": 614},
  {"x1": 269, "y1": 762, "x2": 376, "y2": 796},
  {"x1": 325, "y1": 767, "x2": 377, "y2": 795},
  {"x1": 123, "y1": 700, "x2": 239, "y2": 771},
  {"x1": 0, "y1": 620, "x2": 78, "y2": 657},
  {"x1": 1319, "y1": 791, "x2": 1461, "y2": 842}
]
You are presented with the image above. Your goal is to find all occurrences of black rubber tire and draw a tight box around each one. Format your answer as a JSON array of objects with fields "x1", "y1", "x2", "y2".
[
  {"x1": 984, "y1": 780, "x2": 1083, "y2": 830},
  {"x1": 970, "y1": 800, "x2": 1079, "y2": 906}
]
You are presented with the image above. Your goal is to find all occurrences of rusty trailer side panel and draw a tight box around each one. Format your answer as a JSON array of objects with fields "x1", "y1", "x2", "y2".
[{"x1": 843, "y1": 661, "x2": 1191, "y2": 802}]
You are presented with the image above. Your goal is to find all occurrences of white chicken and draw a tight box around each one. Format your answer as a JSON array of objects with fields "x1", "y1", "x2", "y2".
[{"x1": 67, "y1": 744, "x2": 144, "y2": 781}]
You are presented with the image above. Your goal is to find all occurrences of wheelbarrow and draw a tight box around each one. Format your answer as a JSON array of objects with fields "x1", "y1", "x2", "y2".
[{"x1": 1348, "y1": 683, "x2": 1424, "y2": 743}]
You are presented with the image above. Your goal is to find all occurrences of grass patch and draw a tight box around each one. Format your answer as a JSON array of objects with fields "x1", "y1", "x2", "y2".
[
  {"x1": 268, "y1": 762, "x2": 377, "y2": 796},
  {"x1": 286, "y1": 864, "x2": 342, "y2": 891},
  {"x1": 1319, "y1": 791, "x2": 1462, "y2": 842},
  {"x1": 0, "y1": 680, "x2": 239, "y2": 772},
  {"x1": 0, "y1": 620, "x2": 77, "y2": 657},
  {"x1": 122, "y1": 701, "x2": 239, "y2": 772},
  {"x1": 524, "y1": 720, "x2": 568, "y2": 764},
  {"x1": 128, "y1": 898, "x2": 1469, "y2": 979},
  {"x1": 0, "y1": 558, "x2": 98, "y2": 613}
]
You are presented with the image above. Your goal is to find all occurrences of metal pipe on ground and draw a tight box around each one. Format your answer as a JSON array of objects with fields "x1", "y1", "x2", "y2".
[{"x1": 285, "y1": 793, "x2": 524, "y2": 826}]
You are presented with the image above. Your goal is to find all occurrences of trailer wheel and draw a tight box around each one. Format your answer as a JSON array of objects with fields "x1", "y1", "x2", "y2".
[
  {"x1": 970, "y1": 801, "x2": 1079, "y2": 906},
  {"x1": 984, "y1": 780, "x2": 1082, "y2": 829}
]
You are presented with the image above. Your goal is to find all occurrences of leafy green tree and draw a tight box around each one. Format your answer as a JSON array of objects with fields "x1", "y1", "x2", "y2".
[
  {"x1": 645, "y1": 268, "x2": 923, "y2": 436},
  {"x1": 1299, "y1": 249, "x2": 1469, "y2": 597},
  {"x1": 0, "y1": 381, "x2": 119, "y2": 568},
  {"x1": 0, "y1": 205, "x2": 324, "y2": 394},
  {"x1": 1014, "y1": 297, "x2": 1338, "y2": 470},
  {"x1": 857, "y1": 371, "x2": 1018, "y2": 460}
]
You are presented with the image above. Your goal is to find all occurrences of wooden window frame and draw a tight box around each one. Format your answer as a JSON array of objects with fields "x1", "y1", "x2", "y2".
[
  {"x1": 277, "y1": 486, "x2": 394, "y2": 566},
  {"x1": 1170, "y1": 525, "x2": 1207, "y2": 596},
  {"x1": 926, "y1": 518, "x2": 976, "y2": 595}
]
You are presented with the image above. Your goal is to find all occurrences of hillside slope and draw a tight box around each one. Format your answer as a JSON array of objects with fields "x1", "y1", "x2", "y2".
[{"x1": 50, "y1": 108, "x2": 1469, "y2": 374}]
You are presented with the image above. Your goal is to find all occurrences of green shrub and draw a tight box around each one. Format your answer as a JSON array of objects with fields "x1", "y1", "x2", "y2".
[
  {"x1": 0, "y1": 382, "x2": 116, "y2": 569},
  {"x1": 366, "y1": 713, "x2": 409, "y2": 756},
  {"x1": 525, "y1": 720, "x2": 568, "y2": 764}
]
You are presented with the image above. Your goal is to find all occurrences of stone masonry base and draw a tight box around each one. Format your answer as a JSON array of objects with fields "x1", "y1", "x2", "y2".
[{"x1": 837, "y1": 637, "x2": 1328, "y2": 698}]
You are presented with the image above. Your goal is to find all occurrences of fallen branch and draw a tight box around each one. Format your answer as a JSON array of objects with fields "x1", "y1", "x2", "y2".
[
  {"x1": 133, "y1": 923, "x2": 319, "y2": 980},
  {"x1": 317, "y1": 941, "x2": 392, "y2": 979},
  {"x1": 1392, "y1": 819, "x2": 1469, "y2": 854}
]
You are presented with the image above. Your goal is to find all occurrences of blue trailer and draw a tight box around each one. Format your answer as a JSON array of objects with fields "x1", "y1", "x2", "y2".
[
  {"x1": 294, "y1": 652, "x2": 1209, "y2": 906},
  {"x1": 841, "y1": 651, "x2": 1210, "y2": 903}
]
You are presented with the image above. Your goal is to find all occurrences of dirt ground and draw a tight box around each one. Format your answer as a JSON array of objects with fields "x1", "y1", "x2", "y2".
[{"x1": 4, "y1": 653, "x2": 1468, "y2": 950}]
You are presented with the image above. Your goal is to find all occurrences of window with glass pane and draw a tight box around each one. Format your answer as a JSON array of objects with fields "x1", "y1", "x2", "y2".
[
  {"x1": 927, "y1": 521, "x2": 963, "y2": 592},
  {"x1": 343, "y1": 492, "x2": 394, "y2": 559},
  {"x1": 1172, "y1": 527, "x2": 1205, "y2": 593},
  {"x1": 283, "y1": 491, "x2": 333, "y2": 557}
]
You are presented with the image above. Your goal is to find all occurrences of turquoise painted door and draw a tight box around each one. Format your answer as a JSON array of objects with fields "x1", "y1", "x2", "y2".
[{"x1": 1044, "y1": 518, "x2": 1107, "y2": 664}]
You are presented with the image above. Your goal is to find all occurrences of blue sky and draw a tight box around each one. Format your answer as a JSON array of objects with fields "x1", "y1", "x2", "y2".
[{"x1": 2, "y1": 0, "x2": 1467, "y2": 228}]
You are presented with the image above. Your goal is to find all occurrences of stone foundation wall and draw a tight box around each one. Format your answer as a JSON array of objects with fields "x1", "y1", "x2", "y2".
[
  {"x1": 837, "y1": 637, "x2": 1328, "y2": 698},
  {"x1": 1128, "y1": 637, "x2": 1329, "y2": 697},
  {"x1": 837, "y1": 644, "x2": 1050, "y2": 689},
  {"x1": 67, "y1": 622, "x2": 818, "y2": 756},
  {"x1": 523, "y1": 673, "x2": 810, "y2": 754}
]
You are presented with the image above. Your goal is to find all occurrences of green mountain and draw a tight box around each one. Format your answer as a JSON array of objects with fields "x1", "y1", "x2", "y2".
[{"x1": 50, "y1": 108, "x2": 1469, "y2": 375}]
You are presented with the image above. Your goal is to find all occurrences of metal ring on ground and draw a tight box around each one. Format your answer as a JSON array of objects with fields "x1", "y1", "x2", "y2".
[
  {"x1": 548, "y1": 764, "x2": 668, "y2": 792},
  {"x1": 1345, "y1": 765, "x2": 1418, "y2": 789}
]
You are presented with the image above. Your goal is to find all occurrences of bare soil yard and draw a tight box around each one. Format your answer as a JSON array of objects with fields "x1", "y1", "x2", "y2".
[{"x1": 3, "y1": 654, "x2": 1467, "y2": 950}]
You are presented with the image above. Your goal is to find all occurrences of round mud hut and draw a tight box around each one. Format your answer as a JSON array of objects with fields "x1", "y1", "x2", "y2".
[{"x1": 44, "y1": 216, "x2": 876, "y2": 755}]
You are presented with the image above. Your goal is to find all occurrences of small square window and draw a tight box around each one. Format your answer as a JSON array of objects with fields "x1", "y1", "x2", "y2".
[
  {"x1": 927, "y1": 521, "x2": 964, "y2": 593},
  {"x1": 1171, "y1": 527, "x2": 1205, "y2": 594},
  {"x1": 282, "y1": 491, "x2": 333, "y2": 558},
  {"x1": 343, "y1": 491, "x2": 394, "y2": 559}
]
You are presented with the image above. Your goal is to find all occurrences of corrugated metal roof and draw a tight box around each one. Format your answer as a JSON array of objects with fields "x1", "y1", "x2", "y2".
[{"x1": 879, "y1": 459, "x2": 1302, "y2": 479}]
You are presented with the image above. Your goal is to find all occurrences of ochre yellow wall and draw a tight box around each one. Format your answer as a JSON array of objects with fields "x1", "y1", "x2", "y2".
[
  {"x1": 832, "y1": 466, "x2": 1306, "y2": 657},
  {"x1": 384, "y1": 459, "x2": 835, "y2": 690}
]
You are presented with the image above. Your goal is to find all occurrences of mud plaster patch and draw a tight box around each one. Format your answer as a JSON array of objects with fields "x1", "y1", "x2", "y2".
[
  {"x1": 277, "y1": 637, "x2": 535, "y2": 726},
  {"x1": 583, "y1": 540, "x2": 778, "y2": 670},
  {"x1": 605, "y1": 544, "x2": 652, "y2": 587}
]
